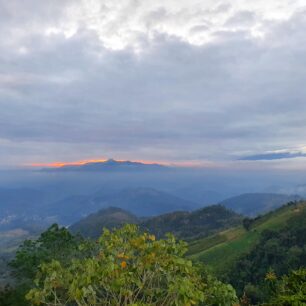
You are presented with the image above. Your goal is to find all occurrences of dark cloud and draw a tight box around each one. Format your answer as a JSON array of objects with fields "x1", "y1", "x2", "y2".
[
  {"x1": 0, "y1": 1, "x2": 306, "y2": 166},
  {"x1": 240, "y1": 152, "x2": 306, "y2": 161}
]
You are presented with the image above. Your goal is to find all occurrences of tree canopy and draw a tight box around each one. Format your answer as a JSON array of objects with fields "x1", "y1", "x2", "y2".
[{"x1": 23, "y1": 224, "x2": 238, "y2": 305}]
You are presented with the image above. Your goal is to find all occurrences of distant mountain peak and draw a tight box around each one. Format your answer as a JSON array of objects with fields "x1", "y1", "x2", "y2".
[
  {"x1": 40, "y1": 159, "x2": 167, "y2": 172},
  {"x1": 104, "y1": 158, "x2": 117, "y2": 164}
]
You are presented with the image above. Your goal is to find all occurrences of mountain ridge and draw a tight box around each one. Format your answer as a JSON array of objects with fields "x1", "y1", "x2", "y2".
[
  {"x1": 41, "y1": 159, "x2": 168, "y2": 172},
  {"x1": 44, "y1": 187, "x2": 197, "y2": 224},
  {"x1": 188, "y1": 200, "x2": 306, "y2": 275},
  {"x1": 69, "y1": 204, "x2": 243, "y2": 240}
]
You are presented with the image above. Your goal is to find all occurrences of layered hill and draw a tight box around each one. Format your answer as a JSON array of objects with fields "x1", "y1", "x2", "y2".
[
  {"x1": 0, "y1": 184, "x2": 198, "y2": 228},
  {"x1": 141, "y1": 205, "x2": 242, "y2": 240},
  {"x1": 70, "y1": 204, "x2": 242, "y2": 240},
  {"x1": 92, "y1": 188, "x2": 195, "y2": 217},
  {"x1": 46, "y1": 187, "x2": 197, "y2": 224},
  {"x1": 69, "y1": 207, "x2": 139, "y2": 238},
  {"x1": 188, "y1": 200, "x2": 306, "y2": 276},
  {"x1": 220, "y1": 193, "x2": 301, "y2": 216}
]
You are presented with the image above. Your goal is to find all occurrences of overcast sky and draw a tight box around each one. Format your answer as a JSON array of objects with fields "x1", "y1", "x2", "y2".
[{"x1": 1, "y1": 0, "x2": 306, "y2": 169}]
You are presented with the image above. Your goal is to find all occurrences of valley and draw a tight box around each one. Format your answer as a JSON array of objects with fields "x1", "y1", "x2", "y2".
[{"x1": 0, "y1": 161, "x2": 305, "y2": 305}]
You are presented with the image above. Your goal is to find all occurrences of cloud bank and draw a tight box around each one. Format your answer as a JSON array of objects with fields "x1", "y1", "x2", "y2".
[{"x1": 0, "y1": 0, "x2": 306, "y2": 168}]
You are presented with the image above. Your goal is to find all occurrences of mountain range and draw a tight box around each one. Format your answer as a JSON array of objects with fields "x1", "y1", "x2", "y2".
[
  {"x1": 69, "y1": 205, "x2": 243, "y2": 240},
  {"x1": 41, "y1": 159, "x2": 167, "y2": 172},
  {"x1": 45, "y1": 187, "x2": 197, "y2": 224},
  {"x1": 0, "y1": 181, "x2": 301, "y2": 231},
  {"x1": 0, "y1": 186, "x2": 197, "y2": 228}
]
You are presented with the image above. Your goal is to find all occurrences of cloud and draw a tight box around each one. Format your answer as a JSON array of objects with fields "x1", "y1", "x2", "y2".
[
  {"x1": 0, "y1": 1, "x2": 306, "y2": 167},
  {"x1": 240, "y1": 152, "x2": 306, "y2": 161}
]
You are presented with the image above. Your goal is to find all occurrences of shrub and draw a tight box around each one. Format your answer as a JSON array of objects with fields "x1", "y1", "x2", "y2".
[{"x1": 26, "y1": 224, "x2": 205, "y2": 305}]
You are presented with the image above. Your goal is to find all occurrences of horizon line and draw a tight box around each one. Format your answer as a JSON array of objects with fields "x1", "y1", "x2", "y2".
[{"x1": 26, "y1": 158, "x2": 172, "y2": 168}]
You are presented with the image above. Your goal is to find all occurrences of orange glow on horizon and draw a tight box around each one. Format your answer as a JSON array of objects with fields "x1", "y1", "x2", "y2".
[
  {"x1": 29, "y1": 159, "x2": 108, "y2": 168},
  {"x1": 27, "y1": 158, "x2": 171, "y2": 168},
  {"x1": 25, "y1": 158, "x2": 219, "y2": 169}
]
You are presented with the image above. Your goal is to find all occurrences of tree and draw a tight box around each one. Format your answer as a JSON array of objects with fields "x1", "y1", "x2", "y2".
[
  {"x1": 199, "y1": 271, "x2": 238, "y2": 306},
  {"x1": 0, "y1": 284, "x2": 30, "y2": 306},
  {"x1": 26, "y1": 224, "x2": 207, "y2": 305},
  {"x1": 268, "y1": 268, "x2": 306, "y2": 306},
  {"x1": 10, "y1": 224, "x2": 83, "y2": 282},
  {"x1": 7, "y1": 224, "x2": 86, "y2": 306},
  {"x1": 242, "y1": 218, "x2": 253, "y2": 231}
]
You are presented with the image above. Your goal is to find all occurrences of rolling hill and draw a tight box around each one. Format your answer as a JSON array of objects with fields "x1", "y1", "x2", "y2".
[
  {"x1": 92, "y1": 187, "x2": 196, "y2": 217},
  {"x1": 70, "y1": 204, "x2": 242, "y2": 240},
  {"x1": 219, "y1": 193, "x2": 301, "y2": 216},
  {"x1": 141, "y1": 205, "x2": 242, "y2": 240},
  {"x1": 0, "y1": 184, "x2": 198, "y2": 229},
  {"x1": 69, "y1": 207, "x2": 139, "y2": 238},
  {"x1": 46, "y1": 187, "x2": 197, "y2": 224},
  {"x1": 188, "y1": 200, "x2": 306, "y2": 276},
  {"x1": 225, "y1": 203, "x2": 306, "y2": 303}
]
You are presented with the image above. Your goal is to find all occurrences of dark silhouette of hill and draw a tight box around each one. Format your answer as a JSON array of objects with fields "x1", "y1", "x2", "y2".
[{"x1": 42, "y1": 159, "x2": 167, "y2": 172}]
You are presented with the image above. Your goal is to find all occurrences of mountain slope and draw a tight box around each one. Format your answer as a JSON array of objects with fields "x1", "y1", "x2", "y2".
[
  {"x1": 92, "y1": 188, "x2": 196, "y2": 217},
  {"x1": 220, "y1": 193, "x2": 301, "y2": 216},
  {"x1": 188, "y1": 201, "x2": 306, "y2": 276},
  {"x1": 226, "y1": 204, "x2": 306, "y2": 302},
  {"x1": 69, "y1": 204, "x2": 242, "y2": 240},
  {"x1": 141, "y1": 205, "x2": 242, "y2": 240},
  {"x1": 69, "y1": 207, "x2": 139, "y2": 238},
  {"x1": 47, "y1": 187, "x2": 197, "y2": 224}
]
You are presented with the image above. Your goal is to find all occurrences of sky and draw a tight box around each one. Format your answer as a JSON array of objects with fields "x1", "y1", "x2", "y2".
[{"x1": 1, "y1": 0, "x2": 306, "y2": 169}]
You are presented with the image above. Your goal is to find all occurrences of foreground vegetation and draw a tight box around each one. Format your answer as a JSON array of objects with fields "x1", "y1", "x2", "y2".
[
  {"x1": 1, "y1": 224, "x2": 238, "y2": 305},
  {"x1": 1, "y1": 201, "x2": 305, "y2": 305}
]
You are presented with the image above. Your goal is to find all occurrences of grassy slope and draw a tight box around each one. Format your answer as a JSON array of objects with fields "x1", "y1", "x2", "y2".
[{"x1": 188, "y1": 202, "x2": 306, "y2": 275}]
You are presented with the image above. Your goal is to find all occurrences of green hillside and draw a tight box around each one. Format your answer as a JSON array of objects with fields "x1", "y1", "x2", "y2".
[
  {"x1": 188, "y1": 201, "x2": 306, "y2": 275},
  {"x1": 69, "y1": 207, "x2": 139, "y2": 238},
  {"x1": 141, "y1": 204, "x2": 242, "y2": 240},
  {"x1": 70, "y1": 205, "x2": 242, "y2": 240}
]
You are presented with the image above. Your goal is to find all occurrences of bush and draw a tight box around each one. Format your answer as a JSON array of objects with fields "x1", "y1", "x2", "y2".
[{"x1": 26, "y1": 224, "x2": 206, "y2": 305}]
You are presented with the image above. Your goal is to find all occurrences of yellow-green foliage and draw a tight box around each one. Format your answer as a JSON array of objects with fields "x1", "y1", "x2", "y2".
[
  {"x1": 26, "y1": 224, "x2": 208, "y2": 305},
  {"x1": 265, "y1": 268, "x2": 306, "y2": 306}
]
